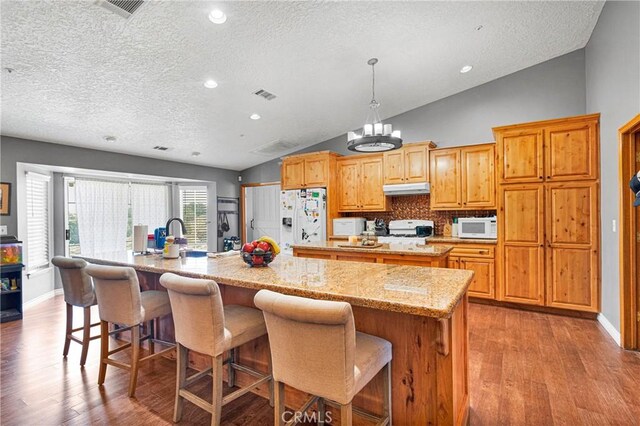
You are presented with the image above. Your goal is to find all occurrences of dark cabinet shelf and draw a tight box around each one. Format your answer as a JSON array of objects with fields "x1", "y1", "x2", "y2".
[{"x1": 0, "y1": 262, "x2": 24, "y2": 323}]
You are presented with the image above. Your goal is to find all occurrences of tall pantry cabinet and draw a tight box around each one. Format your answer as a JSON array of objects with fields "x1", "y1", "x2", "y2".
[{"x1": 493, "y1": 114, "x2": 600, "y2": 313}]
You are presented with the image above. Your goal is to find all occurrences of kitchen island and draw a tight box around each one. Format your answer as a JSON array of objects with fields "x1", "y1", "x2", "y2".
[
  {"x1": 293, "y1": 241, "x2": 453, "y2": 267},
  {"x1": 79, "y1": 252, "x2": 473, "y2": 425}
]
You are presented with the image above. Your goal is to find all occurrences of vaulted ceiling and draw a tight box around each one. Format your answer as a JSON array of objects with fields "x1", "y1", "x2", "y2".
[{"x1": 1, "y1": 1, "x2": 604, "y2": 170}]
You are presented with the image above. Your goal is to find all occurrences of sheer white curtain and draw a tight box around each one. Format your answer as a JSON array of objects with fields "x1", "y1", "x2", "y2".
[
  {"x1": 131, "y1": 183, "x2": 169, "y2": 230},
  {"x1": 76, "y1": 179, "x2": 129, "y2": 257}
]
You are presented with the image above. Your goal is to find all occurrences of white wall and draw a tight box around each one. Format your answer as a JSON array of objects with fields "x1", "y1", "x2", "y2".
[
  {"x1": 585, "y1": 0, "x2": 640, "y2": 332},
  {"x1": 242, "y1": 49, "x2": 587, "y2": 183}
]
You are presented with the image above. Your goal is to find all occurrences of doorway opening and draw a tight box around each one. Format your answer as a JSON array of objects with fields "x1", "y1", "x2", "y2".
[
  {"x1": 241, "y1": 182, "x2": 281, "y2": 245},
  {"x1": 619, "y1": 113, "x2": 640, "y2": 350}
]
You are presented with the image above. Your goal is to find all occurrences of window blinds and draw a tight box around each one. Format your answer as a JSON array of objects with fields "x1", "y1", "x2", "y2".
[
  {"x1": 180, "y1": 188, "x2": 208, "y2": 250},
  {"x1": 25, "y1": 172, "x2": 50, "y2": 271}
]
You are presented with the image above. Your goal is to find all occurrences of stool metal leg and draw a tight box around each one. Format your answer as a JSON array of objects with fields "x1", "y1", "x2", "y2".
[
  {"x1": 63, "y1": 303, "x2": 73, "y2": 357},
  {"x1": 382, "y1": 361, "x2": 392, "y2": 425},
  {"x1": 318, "y1": 398, "x2": 326, "y2": 425},
  {"x1": 148, "y1": 319, "x2": 155, "y2": 355},
  {"x1": 228, "y1": 348, "x2": 237, "y2": 387}
]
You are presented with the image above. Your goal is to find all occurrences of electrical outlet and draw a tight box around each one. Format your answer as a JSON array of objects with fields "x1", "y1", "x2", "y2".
[
  {"x1": 0, "y1": 225, "x2": 7, "y2": 236},
  {"x1": 612, "y1": 219, "x2": 617, "y2": 233}
]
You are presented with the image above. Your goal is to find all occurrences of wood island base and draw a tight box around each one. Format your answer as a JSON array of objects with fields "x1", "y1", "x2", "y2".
[{"x1": 137, "y1": 271, "x2": 469, "y2": 426}]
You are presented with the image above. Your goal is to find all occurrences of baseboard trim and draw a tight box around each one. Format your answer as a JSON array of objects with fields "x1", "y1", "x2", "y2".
[
  {"x1": 23, "y1": 288, "x2": 63, "y2": 309},
  {"x1": 597, "y1": 313, "x2": 622, "y2": 347}
]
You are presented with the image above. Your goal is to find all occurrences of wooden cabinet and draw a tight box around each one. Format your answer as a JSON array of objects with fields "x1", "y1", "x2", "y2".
[
  {"x1": 495, "y1": 115, "x2": 599, "y2": 184},
  {"x1": 545, "y1": 182, "x2": 599, "y2": 312},
  {"x1": 337, "y1": 155, "x2": 388, "y2": 212},
  {"x1": 383, "y1": 141, "x2": 435, "y2": 184},
  {"x1": 544, "y1": 121, "x2": 598, "y2": 181},
  {"x1": 496, "y1": 128, "x2": 544, "y2": 183},
  {"x1": 430, "y1": 143, "x2": 496, "y2": 210},
  {"x1": 493, "y1": 114, "x2": 600, "y2": 313},
  {"x1": 430, "y1": 149, "x2": 461, "y2": 208},
  {"x1": 281, "y1": 152, "x2": 335, "y2": 190},
  {"x1": 432, "y1": 243, "x2": 496, "y2": 300},
  {"x1": 498, "y1": 184, "x2": 545, "y2": 305},
  {"x1": 461, "y1": 144, "x2": 496, "y2": 209},
  {"x1": 281, "y1": 158, "x2": 305, "y2": 189},
  {"x1": 337, "y1": 159, "x2": 360, "y2": 211}
]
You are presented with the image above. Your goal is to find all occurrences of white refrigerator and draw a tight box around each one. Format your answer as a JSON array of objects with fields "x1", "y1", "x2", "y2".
[{"x1": 280, "y1": 188, "x2": 327, "y2": 253}]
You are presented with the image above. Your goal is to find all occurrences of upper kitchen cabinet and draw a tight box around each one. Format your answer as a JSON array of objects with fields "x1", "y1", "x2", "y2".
[
  {"x1": 495, "y1": 128, "x2": 544, "y2": 183},
  {"x1": 430, "y1": 148, "x2": 462, "y2": 209},
  {"x1": 281, "y1": 151, "x2": 339, "y2": 190},
  {"x1": 461, "y1": 144, "x2": 495, "y2": 209},
  {"x1": 383, "y1": 141, "x2": 436, "y2": 184},
  {"x1": 337, "y1": 154, "x2": 388, "y2": 212},
  {"x1": 494, "y1": 114, "x2": 600, "y2": 184},
  {"x1": 430, "y1": 143, "x2": 496, "y2": 210},
  {"x1": 544, "y1": 120, "x2": 599, "y2": 181}
]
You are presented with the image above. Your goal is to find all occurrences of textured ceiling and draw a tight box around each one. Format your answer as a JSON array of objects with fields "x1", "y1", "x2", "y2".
[{"x1": 1, "y1": 1, "x2": 603, "y2": 171}]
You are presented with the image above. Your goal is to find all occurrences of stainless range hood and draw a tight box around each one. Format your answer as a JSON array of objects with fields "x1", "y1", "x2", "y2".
[{"x1": 382, "y1": 182, "x2": 430, "y2": 195}]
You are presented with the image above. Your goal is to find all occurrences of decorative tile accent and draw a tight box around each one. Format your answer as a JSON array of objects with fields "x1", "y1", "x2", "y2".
[{"x1": 345, "y1": 195, "x2": 496, "y2": 235}]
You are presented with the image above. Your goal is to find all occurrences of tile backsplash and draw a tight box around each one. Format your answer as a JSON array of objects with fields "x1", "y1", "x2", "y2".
[{"x1": 344, "y1": 194, "x2": 496, "y2": 235}]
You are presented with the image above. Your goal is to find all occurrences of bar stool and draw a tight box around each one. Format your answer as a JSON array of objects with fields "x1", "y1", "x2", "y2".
[
  {"x1": 51, "y1": 256, "x2": 101, "y2": 366},
  {"x1": 159, "y1": 273, "x2": 273, "y2": 426},
  {"x1": 254, "y1": 290, "x2": 392, "y2": 426},
  {"x1": 85, "y1": 264, "x2": 175, "y2": 397}
]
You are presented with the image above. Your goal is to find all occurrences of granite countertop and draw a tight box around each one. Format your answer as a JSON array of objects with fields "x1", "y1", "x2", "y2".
[
  {"x1": 293, "y1": 241, "x2": 453, "y2": 257},
  {"x1": 330, "y1": 235, "x2": 497, "y2": 245},
  {"x1": 78, "y1": 252, "x2": 473, "y2": 319}
]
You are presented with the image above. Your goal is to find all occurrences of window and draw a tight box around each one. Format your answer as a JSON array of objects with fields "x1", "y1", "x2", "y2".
[
  {"x1": 180, "y1": 187, "x2": 208, "y2": 250},
  {"x1": 66, "y1": 178, "x2": 170, "y2": 256},
  {"x1": 25, "y1": 172, "x2": 51, "y2": 271}
]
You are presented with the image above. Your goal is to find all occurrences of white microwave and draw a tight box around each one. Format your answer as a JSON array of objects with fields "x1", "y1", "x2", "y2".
[
  {"x1": 333, "y1": 217, "x2": 366, "y2": 236},
  {"x1": 458, "y1": 216, "x2": 497, "y2": 239}
]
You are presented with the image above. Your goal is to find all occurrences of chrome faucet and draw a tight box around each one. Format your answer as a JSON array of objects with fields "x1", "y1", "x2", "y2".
[{"x1": 165, "y1": 217, "x2": 188, "y2": 237}]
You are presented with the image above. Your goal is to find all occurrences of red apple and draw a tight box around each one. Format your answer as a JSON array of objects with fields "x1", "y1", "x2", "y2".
[
  {"x1": 256, "y1": 241, "x2": 270, "y2": 252},
  {"x1": 251, "y1": 240, "x2": 259, "y2": 248},
  {"x1": 252, "y1": 255, "x2": 264, "y2": 265},
  {"x1": 242, "y1": 243, "x2": 254, "y2": 253}
]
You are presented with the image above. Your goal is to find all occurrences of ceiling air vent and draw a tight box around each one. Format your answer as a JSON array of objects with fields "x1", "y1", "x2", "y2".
[
  {"x1": 153, "y1": 145, "x2": 170, "y2": 151},
  {"x1": 253, "y1": 89, "x2": 277, "y2": 101},
  {"x1": 96, "y1": 0, "x2": 145, "y2": 18},
  {"x1": 251, "y1": 140, "x2": 298, "y2": 156}
]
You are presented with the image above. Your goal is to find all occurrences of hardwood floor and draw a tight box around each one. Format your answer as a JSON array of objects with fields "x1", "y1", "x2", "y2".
[{"x1": 1, "y1": 295, "x2": 639, "y2": 425}]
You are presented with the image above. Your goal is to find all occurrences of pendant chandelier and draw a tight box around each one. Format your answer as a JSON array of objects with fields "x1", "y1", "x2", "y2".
[{"x1": 347, "y1": 58, "x2": 402, "y2": 152}]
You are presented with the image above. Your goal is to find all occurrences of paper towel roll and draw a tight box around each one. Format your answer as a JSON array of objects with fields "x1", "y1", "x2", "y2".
[{"x1": 133, "y1": 225, "x2": 148, "y2": 253}]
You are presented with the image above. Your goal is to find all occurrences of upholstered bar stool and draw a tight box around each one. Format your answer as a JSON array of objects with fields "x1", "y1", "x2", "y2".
[
  {"x1": 254, "y1": 290, "x2": 392, "y2": 426},
  {"x1": 51, "y1": 256, "x2": 101, "y2": 366},
  {"x1": 85, "y1": 264, "x2": 174, "y2": 397},
  {"x1": 159, "y1": 273, "x2": 273, "y2": 426}
]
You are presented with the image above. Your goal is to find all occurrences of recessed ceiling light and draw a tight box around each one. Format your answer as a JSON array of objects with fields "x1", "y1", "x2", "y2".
[
  {"x1": 191, "y1": 151, "x2": 201, "y2": 157},
  {"x1": 103, "y1": 136, "x2": 117, "y2": 143},
  {"x1": 460, "y1": 65, "x2": 473, "y2": 73},
  {"x1": 208, "y1": 9, "x2": 227, "y2": 24},
  {"x1": 250, "y1": 113, "x2": 261, "y2": 120},
  {"x1": 204, "y1": 79, "x2": 218, "y2": 89}
]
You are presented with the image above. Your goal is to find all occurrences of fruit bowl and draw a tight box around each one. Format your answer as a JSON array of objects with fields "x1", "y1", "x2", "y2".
[
  {"x1": 241, "y1": 237, "x2": 281, "y2": 267},
  {"x1": 241, "y1": 250, "x2": 275, "y2": 267}
]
